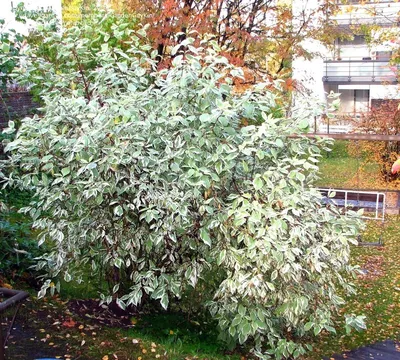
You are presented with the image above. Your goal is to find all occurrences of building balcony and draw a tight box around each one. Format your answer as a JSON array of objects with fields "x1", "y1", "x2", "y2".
[
  {"x1": 323, "y1": 59, "x2": 398, "y2": 84},
  {"x1": 334, "y1": 16, "x2": 397, "y2": 27},
  {"x1": 333, "y1": 0, "x2": 400, "y2": 26},
  {"x1": 336, "y1": 0, "x2": 398, "y2": 4}
]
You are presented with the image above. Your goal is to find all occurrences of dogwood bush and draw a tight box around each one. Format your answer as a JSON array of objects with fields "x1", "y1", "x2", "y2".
[{"x1": 0, "y1": 12, "x2": 364, "y2": 359}]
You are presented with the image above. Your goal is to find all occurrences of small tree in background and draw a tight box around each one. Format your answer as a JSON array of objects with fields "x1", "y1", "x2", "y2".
[
  {"x1": 0, "y1": 10, "x2": 365, "y2": 360},
  {"x1": 348, "y1": 100, "x2": 400, "y2": 183}
]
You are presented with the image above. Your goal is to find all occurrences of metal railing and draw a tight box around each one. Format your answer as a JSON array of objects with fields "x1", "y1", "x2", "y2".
[
  {"x1": 323, "y1": 59, "x2": 398, "y2": 83},
  {"x1": 320, "y1": 188, "x2": 386, "y2": 221},
  {"x1": 334, "y1": 17, "x2": 398, "y2": 26},
  {"x1": 336, "y1": 0, "x2": 398, "y2": 5}
]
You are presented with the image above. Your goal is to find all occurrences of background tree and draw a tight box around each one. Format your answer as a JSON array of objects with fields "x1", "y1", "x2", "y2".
[
  {"x1": 62, "y1": 0, "x2": 82, "y2": 24},
  {"x1": 62, "y1": 0, "x2": 98, "y2": 25},
  {"x1": 348, "y1": 100, "x2": 400, "y2": 183},
  {"x1": 105, "y1": 0, "x2": 343, "y2": 78}
]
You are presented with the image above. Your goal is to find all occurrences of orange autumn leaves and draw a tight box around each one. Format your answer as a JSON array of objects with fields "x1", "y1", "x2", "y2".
[
  {"x1": 107, "y1": 0, "x2": 341, "y2": 76},
  {"x1": 346, "y1": 101, "x2": 400, "y2": 187}
]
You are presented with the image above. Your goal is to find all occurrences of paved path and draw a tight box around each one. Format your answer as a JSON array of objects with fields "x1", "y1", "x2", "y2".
[{"x1": 326, "y1": 340, "x2": 400, "y2": 359}]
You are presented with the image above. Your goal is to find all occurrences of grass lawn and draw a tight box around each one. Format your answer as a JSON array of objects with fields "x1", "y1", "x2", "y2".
[
  {"x1": 304, "y1": 215, "x2": 400, "y2": 359},
  {"x1": 316, "y1": 157, "x2": 379, "y2": 189}
]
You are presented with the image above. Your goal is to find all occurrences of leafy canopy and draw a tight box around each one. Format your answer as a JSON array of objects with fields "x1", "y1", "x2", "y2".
[
  {"x1": 108, "y1": 0, "x2": 344, "y2": 77},
  {"x1": 0, "y1": 11, "x2": 364, "y2": 359}
]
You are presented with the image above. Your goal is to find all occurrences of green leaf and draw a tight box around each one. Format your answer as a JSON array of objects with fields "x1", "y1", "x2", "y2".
[
  {"x1": 116, "y1": 298, "x2": 126, "y2": 310},
  {"x1": 266, "y1": 282, "x2": 275, "y2": 291},
  {"x1": 242, "y1": 161, "x2": 249, "y2": 173},
  {"x1": 314, "y1": 325, "x2": 322, "y2": 336},
  {"x1": 304, "y1": 322, "x2": 313, "y2": 331},
  {"x1": 238, "y1": 304, "x2": 246, "y2": 316},
  {"x1": 217, "y1": 249, "x2": 226, "y2": 265},
  {"x1": 2, "y1": 43, "x2": 10, "y2": 53},
  {"x1": 101, "y1": 43, "x2": 109, "y2": 52},
  {"x1": 325, "y1": 325, "x2": 336, "y2": 334},
  {"x1": 61, "y1": 167, "x2": 70, "y2": 176},
  {"x1": 275, "y1": 138, "x2": 284, "y2": 148},
  {"x1": 114, "y1": 205, "x2": 123, "y2": 217},
  {"x1": 200, "y1": 113, "x2": 211, "y2": 122},
  {"x1": 117, "y1": 62, "x2": 128, "y2": 72},
  {"x1": 296, "y1": 172, "x2": 305, "y2": 182},
  {"x1": 298, "y1": 119, "x2": 309, "y2": 130},
  {"x1": 160, "y1": 293, "x2": 169, "y2": 310},
  {"x1": 200, "y1": 228, "x2": 211, "y2": 247},
  {"x1": 253, "y1": 176, "x2": 263, "y2": 191}
]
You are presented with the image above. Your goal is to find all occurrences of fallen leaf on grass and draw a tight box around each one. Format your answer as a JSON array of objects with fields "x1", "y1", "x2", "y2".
[
  {"x1": 62, "y1": 318, "x2": 76, "y2": 328},
  {"x1": 101, "y1": 341, "x2": 113, "y2": 347}
]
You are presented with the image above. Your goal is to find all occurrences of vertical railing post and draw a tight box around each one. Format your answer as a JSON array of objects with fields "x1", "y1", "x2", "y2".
[
  {"x1": 327, "y1": 116, "x2": 330, "y2": 134},
  {"x1": 325, "y1": 59, "x2": 327, "y2": 81},
  {"x1": 314, "y1": 116, "x2": 317, "y2": 134},
  {"x1": 348, "y1": 60, "x2": 351, "y2": 82},
  {"x1": 0, "y1": 316, "x2": 4, "y2": 360},
  {"x1": 372, "y1": 61, "x2": 375, "y2": 82}
]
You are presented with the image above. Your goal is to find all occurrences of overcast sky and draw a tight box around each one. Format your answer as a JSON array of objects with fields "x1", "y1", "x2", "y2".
[{"x1": 2, "y1": 0, "x2": 62, "y2": 33}]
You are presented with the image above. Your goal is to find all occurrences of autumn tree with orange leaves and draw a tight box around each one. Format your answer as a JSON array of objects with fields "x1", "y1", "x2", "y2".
[
  {"x1": 106, "y1": 0, "x2": 342, "y2": 78},
  {"x1": 348, "y1": 100, "x2": 400, "y2": 183}
]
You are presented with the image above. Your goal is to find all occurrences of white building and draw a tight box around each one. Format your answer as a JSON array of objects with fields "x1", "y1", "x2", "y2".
[
  {"x1": 2, "y1": 0, "x2": 62, "y2": 34},
  {"x1": 293, "y1": 0, "x2": 400, "y2": 131}
]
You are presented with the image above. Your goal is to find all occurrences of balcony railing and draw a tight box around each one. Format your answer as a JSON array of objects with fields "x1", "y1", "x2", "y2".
[
  {"x1": 333, "y1": 0, "x2": 400, "y2": 26},
  {"x1": 334, "y1": 16, "x2": 397, "y2": 27},
  {"x1": 336, "y1": 0, "x2": 399, "y2": 5},
  {"x1": 323, "y1": 59, "x2": 398, "y2": 83}
]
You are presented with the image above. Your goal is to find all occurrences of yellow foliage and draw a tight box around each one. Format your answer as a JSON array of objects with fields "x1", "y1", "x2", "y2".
[{"x1": 62, "y1": 0, "x2": 83, "y2": 25}]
